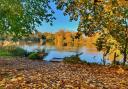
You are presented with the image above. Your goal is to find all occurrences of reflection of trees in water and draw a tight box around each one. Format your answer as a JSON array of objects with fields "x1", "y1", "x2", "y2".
[
  {"x1": 45, "y1": 41, "x2": 54, "y2": 47},
  {"x1": 10, "y1": 32, "x2": 124, "y2": 63},
  {"x1": 17, "y1": 35, "x2": 98, "y2": 53},
  {"x1": 84, "y1": 41, "x2": 98, "y2": 54}
]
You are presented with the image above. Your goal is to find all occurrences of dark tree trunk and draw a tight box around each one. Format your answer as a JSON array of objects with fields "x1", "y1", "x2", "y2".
[
  {"x1": 102, "y1": 55, "x2": 106, "y2": 65},
  {"x1": 123, "y1": 44, "x2": 127, "y2": 65},
  {"x1": 113, "y1": 52, "x2": 117, "y2": 65},
  {"x1": 123, "y1": 52, "x2": 127, "y2": 65},
  {"x1": 123, "y1": 18, "x2": 128, "y2": 65}
]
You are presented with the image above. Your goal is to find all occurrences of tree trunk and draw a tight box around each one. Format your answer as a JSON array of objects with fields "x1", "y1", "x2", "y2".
[
  {"x1": 102, "y1": 55, "x2": 106, "y2": 65},
  {"x1": 123, "y1": 18, "x2": 128, "y2": 65},
  {"x1": 113, "y1": 52, "x2": 117, "y2": 65},
  {"x1": 123, "y1": 44, "x2": 127, "y2": 65},
  {"x1": 123, "y1": 52, "x2": 127, "y2": 65}
]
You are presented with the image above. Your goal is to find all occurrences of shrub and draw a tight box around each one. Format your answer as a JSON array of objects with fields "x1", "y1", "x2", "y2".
[
  {"x1": 63, "y1": 55, "x2": 101, "y2": 65},
  {"x1": 63, "y1": 55, "x2": 82, "y2": 64},
  {"x1": 11, "y1": 47, "x2": 27, "y2": 56},
  {"x1": 28, "y1": 52, "x2": 40, "y2": 60}
]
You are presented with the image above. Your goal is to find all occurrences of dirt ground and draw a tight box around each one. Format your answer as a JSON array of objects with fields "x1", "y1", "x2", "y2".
[{"x1": 0, "y1": 58, "x2": 128, "y2": 89}]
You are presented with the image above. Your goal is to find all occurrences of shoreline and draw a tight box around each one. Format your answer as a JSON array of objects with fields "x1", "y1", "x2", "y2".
[{"x1": 0, "y1": 58, "x2": 128, "y2": 89}]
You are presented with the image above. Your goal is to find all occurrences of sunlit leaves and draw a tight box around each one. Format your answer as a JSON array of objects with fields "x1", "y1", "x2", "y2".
[
  {"x1": 0, "y1": 0, "x2": 55, "y2": 38},
  {"x1": 108, "y1": 49, "x2": 123, "y2": 61},
  {"x1": 54, "y1": 0, "x2": 128, "y2": 63}
]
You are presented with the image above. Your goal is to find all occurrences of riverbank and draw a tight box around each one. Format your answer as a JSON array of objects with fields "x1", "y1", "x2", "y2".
[{"x1": 0, "y1": 58, "x2": 128, "y2": 89}]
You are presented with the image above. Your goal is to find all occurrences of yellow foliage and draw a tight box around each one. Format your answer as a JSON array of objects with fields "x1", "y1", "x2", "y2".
[{"x1": 108, "y1": 49, "x2": 123, "y2": 61}]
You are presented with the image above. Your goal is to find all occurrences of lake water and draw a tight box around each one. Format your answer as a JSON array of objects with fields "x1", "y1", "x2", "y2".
[{"x1": 20, "y1": 42, "x2": 111, "y2": 64}]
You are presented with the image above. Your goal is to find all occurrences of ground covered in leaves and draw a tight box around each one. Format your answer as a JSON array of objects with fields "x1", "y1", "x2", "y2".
[{"x1": 0, "y1": 58, "x2": 128, "y2": 89}]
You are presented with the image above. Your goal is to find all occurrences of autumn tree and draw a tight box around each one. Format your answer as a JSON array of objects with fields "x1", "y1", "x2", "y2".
[
  {"x1": 54, "y1": 0, "x2": 128, "y2": 64},
  {"x1": 96, "y1": 30, "x2": 122, "y2": 65},
  {"x1": 0, "y1": 0, "x2": 55, "y2": 38},
  {"x1": 107, "y1": 1, "x2": 128, "y2": 65}
]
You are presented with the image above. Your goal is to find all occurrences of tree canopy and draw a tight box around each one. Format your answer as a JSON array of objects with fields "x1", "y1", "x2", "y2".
[
  {"x1": 0, "y1": 0, "x2": 55, "y2": 38},
  {"x1": 54, "y1": 0, "x2": 128, "y2": 35},
  {"x1": 54, "y1": 0, "x2": 128, "y2": 64}
]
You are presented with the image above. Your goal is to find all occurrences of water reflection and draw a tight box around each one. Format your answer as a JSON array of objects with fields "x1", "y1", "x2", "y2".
[{"x1": 19, "y1": 41, "x2": 107, "y2": 64}]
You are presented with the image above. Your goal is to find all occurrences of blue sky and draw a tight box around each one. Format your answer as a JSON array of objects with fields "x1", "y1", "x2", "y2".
[{"x1": 37, "y1": 3, "x2": 79, "y2": 33}]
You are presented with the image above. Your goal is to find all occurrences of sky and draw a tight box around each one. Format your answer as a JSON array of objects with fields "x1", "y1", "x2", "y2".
[{"x1": 37, "y1": 3, "x2": 79, "y2": 33}]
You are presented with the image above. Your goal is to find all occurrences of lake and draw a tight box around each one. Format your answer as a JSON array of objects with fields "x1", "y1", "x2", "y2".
[{"x1": 19, "y1": 42, "x2": 111, "y2": 64}]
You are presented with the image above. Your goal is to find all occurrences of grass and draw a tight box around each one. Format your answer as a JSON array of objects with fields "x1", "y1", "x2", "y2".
[
  {"x1": 0, "y1": 51, "x2": 12, "y2": 57},
  {"x1": 0, "y1": 46, "x2": 27, "y2": 57},
  {"x1": 0, "y1": 46, "x2": 48, "y2": 60}
]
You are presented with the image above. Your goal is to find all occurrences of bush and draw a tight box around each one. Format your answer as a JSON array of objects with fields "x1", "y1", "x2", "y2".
[
  {"x1": 11, "y1": 47, "x2": 27, "y2": 56},
  {"x1": 63, "y1": 55, "x2": 101, "y2": 65},
  {"x1": 28, "y1": 52, "x2": 40, "y2": 60},
  {"x1": 63, "y1": 55, "x2": 82, "y2": 64}
]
